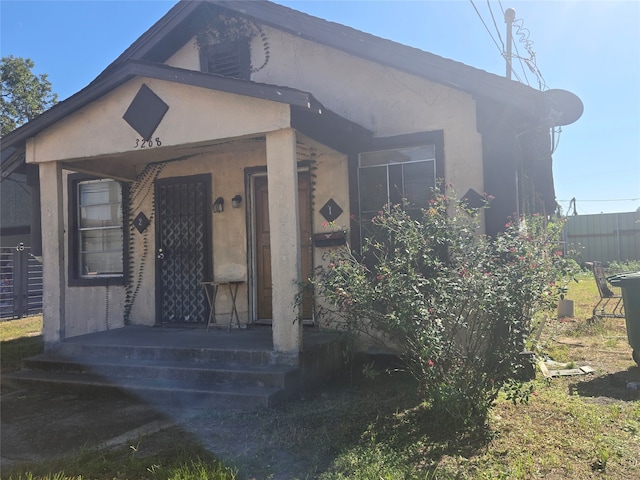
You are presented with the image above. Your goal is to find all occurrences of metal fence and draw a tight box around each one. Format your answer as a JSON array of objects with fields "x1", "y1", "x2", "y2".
[
  {"x1": 1, "y1": 244, "x2": 43, "y2": 319},
  {"x1": 563, "y1": 211, "x2": 640, "y2": 265}
]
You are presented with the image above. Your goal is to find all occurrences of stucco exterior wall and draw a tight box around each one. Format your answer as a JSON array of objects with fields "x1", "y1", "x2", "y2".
[
  {"x1": 251, "y1": 27, "x2": 484, "y2": 199},
  {"x1": 26, "y1": 78, "x2": 291, "y2": 165},
  {"x1": 165, "y1": 38, "x2": 201, "y2": 70},
  {"x1": 57, "y1": 169, "x2": 127, "y2": 338},
  {"x1": 154, "y1": 28, "x2": 484, "y2": 200}
]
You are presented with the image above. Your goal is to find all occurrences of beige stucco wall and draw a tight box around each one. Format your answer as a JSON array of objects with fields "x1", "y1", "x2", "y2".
[
  {"x1": 156, "y1": 27, "x2": 484, "y2": 201},
  {"x1": 251, "y1": 27, "x2": 484, "y2": 201},
  {"x1": 26, "y1": 78, "x2": 291, "y2": 166},
  {"x1": 165, "y1": 38, "x2": 201, "y2": 70},
  {"x1": 58, "y1": 168, "x2": 127, "y2": 338}
]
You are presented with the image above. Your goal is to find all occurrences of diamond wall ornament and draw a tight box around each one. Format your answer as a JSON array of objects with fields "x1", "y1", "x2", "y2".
[
  {"x1": 123, "y1": 84, "x2": 169, "y2": 140},
  {"x1": 133, "y1": 212, "x2": 150, "y2": 233},
  {"x1": 461, "y1": 188, "x2": 485, "y2": 210},
  {"x1": 319, "y1": 199, "x2": 343, "y2": 223}
]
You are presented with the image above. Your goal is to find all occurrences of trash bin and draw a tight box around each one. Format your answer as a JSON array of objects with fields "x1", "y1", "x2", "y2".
[{"x1": 607, "y1": 271, "x2": 640, "y2": 366}]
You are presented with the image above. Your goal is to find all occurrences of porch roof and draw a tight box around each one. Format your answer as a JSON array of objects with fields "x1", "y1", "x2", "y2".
[{"x1": 0, "y1": 60, "x2": 371, "y2": 175}]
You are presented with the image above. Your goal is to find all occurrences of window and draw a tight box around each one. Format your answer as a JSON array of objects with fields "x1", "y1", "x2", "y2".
[
  {"x1": 358, "y1": 144, "x2": 436, "y2": 220},
  {"x1": 200, "y1": 39, "x2": 251, "y2": 79},
  {"x1": 69, "y1": 176, "x2": 126, "y2": 285}
]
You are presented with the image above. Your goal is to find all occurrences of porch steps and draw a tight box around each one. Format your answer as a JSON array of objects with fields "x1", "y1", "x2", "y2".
[
  {"x1": 5, "y1": 340, "x2": 300, "y2": 409},
  {"x1": 5, "y1": 370, "x2": 287, "y2": 409}
]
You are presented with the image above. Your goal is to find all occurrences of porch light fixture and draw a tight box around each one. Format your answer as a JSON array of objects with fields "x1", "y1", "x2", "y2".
[
  {"x1": 213, "y1": 197, "x2": 224, "y2": 213},
  {"x1": 232, "y1": 194, "x2": 243, "y2": 208}
]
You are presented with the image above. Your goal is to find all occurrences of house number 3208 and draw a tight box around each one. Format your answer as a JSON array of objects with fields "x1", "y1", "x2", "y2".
[{"x1": 134, "y1": 137, "x2": 162, "y2": 148}]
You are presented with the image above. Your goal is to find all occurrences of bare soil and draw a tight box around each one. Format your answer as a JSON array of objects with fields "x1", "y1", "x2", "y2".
[{"x1": 2, "y1": 316, "x2": 639, "y2": 479}]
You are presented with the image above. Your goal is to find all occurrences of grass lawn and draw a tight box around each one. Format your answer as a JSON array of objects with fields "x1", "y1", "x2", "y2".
[
  {"x1": 1, "y1": 315, "x2": 43, "y2": 376},
  {"x1": 2, "y1": 272, "x2": 639, "y2": 479}
]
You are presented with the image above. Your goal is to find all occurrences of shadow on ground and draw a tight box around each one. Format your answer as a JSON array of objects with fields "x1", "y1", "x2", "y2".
[{"x1": 570, "y1": 365, "x2": 640, "y2": 401}]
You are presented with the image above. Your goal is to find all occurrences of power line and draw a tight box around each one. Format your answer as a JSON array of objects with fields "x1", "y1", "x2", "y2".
[
  {"x1": 469, "y1": 0, "x2": 504, "y2": 56},
  {"x1": 558, "y1": 198, "x2": 640, "y2": 202},
  {"x1": 486, "y1": 0, "x2": 505, "y2": 51},
  {"x1": 471, "y1": 0, "x2": 525, "y2": 83},
  {"x1": 496, "y1": 1, "x2": 547, "y2": 90}
]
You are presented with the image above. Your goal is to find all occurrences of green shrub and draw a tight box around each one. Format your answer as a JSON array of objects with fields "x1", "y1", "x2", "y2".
[
  {"x1": 608, "y1": 260, "x2": 640, "y2": 273},
  {"x1": 314, "y1": 188, "x2": 570, "y2": 429}
]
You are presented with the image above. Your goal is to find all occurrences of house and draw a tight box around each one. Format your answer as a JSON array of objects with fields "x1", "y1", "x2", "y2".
[{"x1": 0, "y1": 0, "x2": 581, "y2": 366}]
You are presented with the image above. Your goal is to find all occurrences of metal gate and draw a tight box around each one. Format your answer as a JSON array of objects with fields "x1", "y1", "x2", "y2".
[
  {"x1": 155, "y1": 175, "x2": 211, "y2": 325},
  {"x1": 0, "y1": 243, "x2": 43, "y2": 319}
]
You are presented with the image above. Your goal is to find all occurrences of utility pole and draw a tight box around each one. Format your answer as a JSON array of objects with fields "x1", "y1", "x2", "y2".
[{"x1": 505, "y1": 8, "x2": 516, "y2": 80}]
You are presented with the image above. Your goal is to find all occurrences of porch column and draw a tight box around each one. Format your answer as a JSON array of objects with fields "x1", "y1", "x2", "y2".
[
  {"x1": 39, "y1": 161, "x2": 66, "y2": 349},
  {"x1": 265, "y1": 128, "x2": 302, "y2": 364}
]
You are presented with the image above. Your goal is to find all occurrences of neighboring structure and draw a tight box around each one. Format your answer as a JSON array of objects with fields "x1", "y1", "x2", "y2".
[
  {"x1": 564, "y1": 211, "x2": 640, "y2": 265},
  {"x1": 1, "y1": 150, "x2": 43, "y2": 319},
  {"x1": 0, "y1": 1, "x2": 581, "y2": 364}
]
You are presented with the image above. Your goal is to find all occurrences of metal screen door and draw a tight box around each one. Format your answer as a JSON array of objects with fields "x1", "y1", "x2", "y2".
[{"x1": 155, "y1": 175, "x2": 211, "y2": 325}]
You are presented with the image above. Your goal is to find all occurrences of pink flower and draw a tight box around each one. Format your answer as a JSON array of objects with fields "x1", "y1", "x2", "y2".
[
  {"x1": 428, "y1": 359, "x2": 434, "y2": 367},
  {"x1": 322, "y1": 221, "x2": 329, "y2": 227}
]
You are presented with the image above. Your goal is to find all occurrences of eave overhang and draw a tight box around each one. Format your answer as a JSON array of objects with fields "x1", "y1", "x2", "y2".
[
  {"x1": 95, "y1": 0, "x2": 558, "y2": 120},
  {"x1": 0, "y1": 60, "x2": 371, "y2": 171}
]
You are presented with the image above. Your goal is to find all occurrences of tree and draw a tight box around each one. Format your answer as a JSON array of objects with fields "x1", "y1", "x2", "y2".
[{"x1": 1, "y1": 56, "x2": 58, "y2": 136}]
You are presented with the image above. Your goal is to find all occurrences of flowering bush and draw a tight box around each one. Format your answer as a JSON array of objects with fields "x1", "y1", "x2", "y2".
[{"x1": 314, "y1": 188, "x2": 570, "y2": 429}]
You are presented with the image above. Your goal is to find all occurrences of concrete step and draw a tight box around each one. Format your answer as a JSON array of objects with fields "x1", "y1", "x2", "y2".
[
  {"x1": 4, "y1": 369, "x2": 286, "y2": 409},
  {"x1": 53, "y1": 343, "x2": 273, "y2": 365},
  {"x1": 21, "y1": 354, "x2": 299, "y2": 388}
]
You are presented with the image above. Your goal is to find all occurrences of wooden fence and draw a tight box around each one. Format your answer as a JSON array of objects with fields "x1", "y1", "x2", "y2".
[
  {"x1": 1, "y1": 244, "x2": 43, "y2": 319},
  {"x1": 563, "y1": 211, "x2": 640, "y2": 264}
]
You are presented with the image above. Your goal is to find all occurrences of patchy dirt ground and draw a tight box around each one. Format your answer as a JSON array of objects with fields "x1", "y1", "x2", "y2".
[
  {"x1": 2, "y1": 316, "x2": 639, "y2": 479},
  {"x1": 0, "y1": 379, "x2": 350, "y2": 479}
]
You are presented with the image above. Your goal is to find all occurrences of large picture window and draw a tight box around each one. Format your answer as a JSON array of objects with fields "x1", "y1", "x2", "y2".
[
  {"x1": 69, "y1": 176, "x2": 126, "y2": 285},
  {"x1": 358, "y1": 144, "x2": 436, "y2": 220}
]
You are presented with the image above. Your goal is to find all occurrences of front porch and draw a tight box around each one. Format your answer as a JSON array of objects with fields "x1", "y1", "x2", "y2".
[{"x1": 6, "y1": 325, "x2": 346, "y2": 409}]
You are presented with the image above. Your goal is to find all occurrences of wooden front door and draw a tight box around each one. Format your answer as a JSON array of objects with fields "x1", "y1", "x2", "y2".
[
  {"x1": 155, "y1": 175, "x2": 212, "y2": 325},
  {"x1": 254, "y1": 173, "x2": 312, "y2": 321}
]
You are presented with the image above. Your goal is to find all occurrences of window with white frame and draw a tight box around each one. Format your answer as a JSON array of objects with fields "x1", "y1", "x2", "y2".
[
  {"x1": 75, "y1": 179, "x2": 124, "y2": 279},
  {"x1": 358, "y1": 144, "x2": 436, "y2": 220}
]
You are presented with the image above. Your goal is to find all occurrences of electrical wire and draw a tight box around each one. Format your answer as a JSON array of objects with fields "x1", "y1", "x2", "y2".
[
  {"x1": 469, "y1": 0, "x2": 504, "y2": 55},
  {"x1": 511, "y1": 35, "x2": 532, "y2": 87},
  {"x1": 558, "y1": 198, "x2": 640, "y2": 203},
  {"x1": 486, "y1": 0, "x2": 505, "y2": 51},
  {"x1": 497, "y1": 0, "x2": 547, "y2": 91}
]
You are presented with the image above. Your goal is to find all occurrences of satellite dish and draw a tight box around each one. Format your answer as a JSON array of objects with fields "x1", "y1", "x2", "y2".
[{"x1": 543, "y1": 89, "x2": 584, "y2": 126}]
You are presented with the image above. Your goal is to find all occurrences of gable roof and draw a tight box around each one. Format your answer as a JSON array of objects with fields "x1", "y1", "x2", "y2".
[
  {"x1": 1, "y1": 0, "x2": 559, "y2": 168},
  {"x1": 98, "y1": 0, "x2": 546, "y2": 115}
]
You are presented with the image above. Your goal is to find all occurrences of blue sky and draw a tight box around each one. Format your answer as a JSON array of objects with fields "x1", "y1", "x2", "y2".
[{"x1": 2, "y1": 0, "x2": 638, "y2": 215}]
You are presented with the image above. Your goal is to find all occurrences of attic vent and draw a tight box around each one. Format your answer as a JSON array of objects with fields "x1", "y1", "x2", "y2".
[{"x1": 200, "y1": 40, "x2": 250, "y2": 80}]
